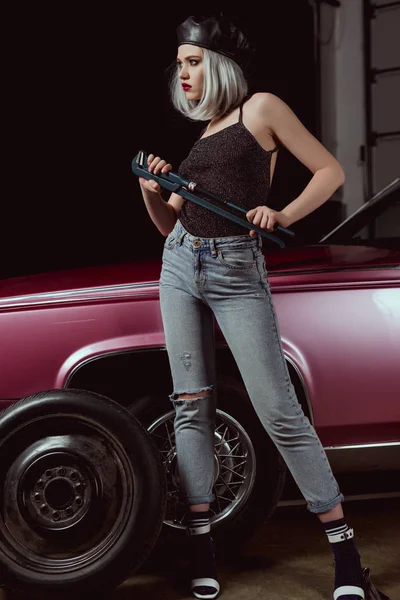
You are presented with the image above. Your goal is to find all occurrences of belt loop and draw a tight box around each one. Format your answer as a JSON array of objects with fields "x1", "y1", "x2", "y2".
[
  {"x1": 177, "y1": 232, "x2": 186, "y2": 246},
  {"x1": 210, "y1": 238, "x2": 217, "y2": 258}
]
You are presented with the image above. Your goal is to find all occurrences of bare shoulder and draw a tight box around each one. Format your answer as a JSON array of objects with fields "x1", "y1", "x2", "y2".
[
  {"x1": 248, "y1": 93, "x2": 344, "y2": 176},
  {"x1": 241, "y1": 93, "x2": 282, "y2": 146},
  {"x1": 249, "y1": 91, "x2": 282, "y2": 110},
  {"x1": 248, "y1": 92, "x2": 288, "y2": 130}
]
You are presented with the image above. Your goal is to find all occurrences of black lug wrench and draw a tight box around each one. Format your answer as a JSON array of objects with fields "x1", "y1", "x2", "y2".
[{"x1": 132, "y1": 150, "x2": 295, "y2": 248}]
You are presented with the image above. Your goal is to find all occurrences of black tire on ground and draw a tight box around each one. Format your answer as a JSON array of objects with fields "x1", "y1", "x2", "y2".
[
  {"x1": 0, "y1": 389, "x2": 167, "y2": 597},
  {"x1": 129, "y1": 374, "x2": 287, "y2": 559}
]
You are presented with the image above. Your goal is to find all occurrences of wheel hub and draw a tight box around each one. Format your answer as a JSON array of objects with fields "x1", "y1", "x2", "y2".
[
  {"x1": 2, "y1": 434, "x2": 110, "y2": 552},
  {"x1": 0, "y1": 400, "x2": 145, "y2": 582},
  {"x1": 25, "y1": 458, "x2": 91, "y2": 529}
]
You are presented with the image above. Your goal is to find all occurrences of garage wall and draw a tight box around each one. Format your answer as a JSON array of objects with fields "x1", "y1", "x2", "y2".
[
  {"x1": 319, "y1": 0, "x2": 400, "y2": 216},
  {"x1": 370, "y1": 0, "x2": 400, "y2": 195},
  {"x1": 319, "y1": 0, "x2": 367, "y2": 216}
]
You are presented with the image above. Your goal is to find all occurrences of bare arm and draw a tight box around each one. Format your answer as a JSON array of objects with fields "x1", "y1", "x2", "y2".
[
  {"x1": 246, "y1": 93, "x2": 345, "y2": 233},
  {"x1": 139, "y1": 155, "x2": 185, "y2": 237}
]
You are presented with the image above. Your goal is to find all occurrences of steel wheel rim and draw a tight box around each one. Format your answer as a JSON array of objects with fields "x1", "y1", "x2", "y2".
[
  {"x1": 148, "y1": 408, "x2": 256, "y2": 530},
  {"x1": 0, "y1": 414, "x2": 135, "y2": 575}
]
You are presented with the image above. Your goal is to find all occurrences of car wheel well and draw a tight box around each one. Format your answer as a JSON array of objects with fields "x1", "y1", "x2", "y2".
[{"x1": 66, "y1": 346, "x2": 312, "y2": 422}]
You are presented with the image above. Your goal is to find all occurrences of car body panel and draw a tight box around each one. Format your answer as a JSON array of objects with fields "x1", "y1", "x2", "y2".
[{"x1": 1, "y1": 244, "x2": 399, "y2": 451}]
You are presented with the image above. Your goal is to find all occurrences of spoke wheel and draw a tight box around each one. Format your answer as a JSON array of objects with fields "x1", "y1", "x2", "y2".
[
  {"x1": 148, "y1": 408, "x2": 256, "y2": 530},
  {"x1": 129, "y1": 375, "x2": 287, "y2": 557}
]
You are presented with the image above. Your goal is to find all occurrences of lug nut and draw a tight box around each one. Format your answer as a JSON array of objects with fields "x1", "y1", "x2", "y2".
[
  {"x1": 40, "y1": 505, "x2": 49, "y2": 514},
  {"x1": 37, "y1": 480, "x2": 45, "y2": 489},
  {"x1": 57, "y1": 468, "x2": 66, "y2": 476},
  {"x1": 70, "y1": 472, "x2": 79, "y2": 481},
  {"x1": 75, "y1": 497, "x2": 83, "y2": 507},
  {"x1": 66, "y1": 507, "x2": 74, "y2": 516},
  {"x1": 45, "y1": 470, "x2": 53, "y2": 478},
  {"x1": 75, "y1": 483, "x2": 83, "y2": 492},
  {"x1": 34, "y1": 493, "x2": 41, "y2": 503},
  {"x1": 53, "y1": 512, "x2": 60, "y2": 521}
]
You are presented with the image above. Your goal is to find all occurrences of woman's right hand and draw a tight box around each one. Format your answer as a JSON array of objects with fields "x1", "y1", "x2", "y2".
[{"x1": 138, "y1": 153, "x2": 172, "y2": 194}]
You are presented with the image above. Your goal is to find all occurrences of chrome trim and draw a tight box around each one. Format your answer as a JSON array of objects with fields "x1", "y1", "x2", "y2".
[
  {"x1": 2, "y1": 265, "x2": 398, "y2": 309},
  {"x1": 279, "y1": 491, "x2": 400, "y2": 507},
  {"x1": 324, "y1": 441, "x2": 400, "y2": 451},
  {"x1": 0, "y1": 281, "x2": 160, "y2": 309},
  {"x1": 269, "y1": 280, "x2": 399, "y2": 295},
  {"x1": 324, "y1": 442, "x2": 400, "y2": 473},
  {"x1": 271, "y1": 265, "x2": 400, "y2": 278}
]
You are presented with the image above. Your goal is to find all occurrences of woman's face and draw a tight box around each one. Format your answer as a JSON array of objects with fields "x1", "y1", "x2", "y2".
[{"x1": 176, "y1": 44, "x2": 204, "y2": 100}]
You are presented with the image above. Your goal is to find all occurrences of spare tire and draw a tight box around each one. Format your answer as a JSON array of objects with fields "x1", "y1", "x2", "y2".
[{"x1": 0, "y1": 389, "x2": 166, "y2": 597}]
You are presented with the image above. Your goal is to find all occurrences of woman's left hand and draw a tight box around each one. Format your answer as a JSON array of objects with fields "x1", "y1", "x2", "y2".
[{"x1": 246, "y1": 206, "x2": 291, "y2": 237}]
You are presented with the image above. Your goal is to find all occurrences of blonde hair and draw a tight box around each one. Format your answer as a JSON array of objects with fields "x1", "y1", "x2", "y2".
[{"x1": 168, "y1": 48, "x2": 248, "y2": 122}]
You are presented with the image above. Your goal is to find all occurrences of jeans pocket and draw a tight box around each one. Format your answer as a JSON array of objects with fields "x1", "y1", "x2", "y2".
[{"x1": 216, "y1": 246, "x2": 256, "y2": 270}]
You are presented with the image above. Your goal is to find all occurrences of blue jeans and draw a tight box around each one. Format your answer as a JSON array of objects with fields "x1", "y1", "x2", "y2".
[{"x1": 159, "y1": 219, "x2": 344, "y2": 513}]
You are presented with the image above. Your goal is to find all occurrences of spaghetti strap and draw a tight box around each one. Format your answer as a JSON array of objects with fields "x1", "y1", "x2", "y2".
[
  {"x1": 239, "y1": 102, "x2": 244, "y2": 123},
  {"x1": 238, "y1": 95, "x2": 250, "y2": 123},
  {"x1": 238, "y1": 95, "x2": 279, "y2": 153}
]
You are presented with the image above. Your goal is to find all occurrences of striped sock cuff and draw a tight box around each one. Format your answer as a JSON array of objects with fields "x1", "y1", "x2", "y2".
[
  {"x1": 187, "y1": 511, "x2": 211, "y2": 536},
  {"x1": 324, "y1": 519, "x2": 354, "y2": 543}
]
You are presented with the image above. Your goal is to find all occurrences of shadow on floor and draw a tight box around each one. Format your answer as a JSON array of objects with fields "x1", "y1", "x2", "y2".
[{"x1": 1, "y1": 497, "x2": 398, "y2": 599}]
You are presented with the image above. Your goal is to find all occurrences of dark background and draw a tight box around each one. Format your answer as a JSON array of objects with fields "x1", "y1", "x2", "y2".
[{"x1": 4, "y1": 2, "x2": 344, "y2": 279}]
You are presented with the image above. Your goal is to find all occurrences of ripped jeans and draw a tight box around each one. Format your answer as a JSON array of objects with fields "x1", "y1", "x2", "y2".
[{"x1": 158, "y1": 219, "x2": 344, "y2": 513}]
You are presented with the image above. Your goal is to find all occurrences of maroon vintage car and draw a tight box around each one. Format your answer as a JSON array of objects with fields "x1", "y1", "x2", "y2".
[{"x1": 0, "y1": 178, "x2": 399, "y2": 596}]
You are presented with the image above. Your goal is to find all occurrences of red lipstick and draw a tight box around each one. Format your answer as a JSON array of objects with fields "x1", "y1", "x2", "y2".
[{"x1": 182, "y1": 83, "x2": 192, "y2": 90}]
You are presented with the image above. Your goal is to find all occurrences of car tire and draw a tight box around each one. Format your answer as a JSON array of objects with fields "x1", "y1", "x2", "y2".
[
  {"x1": 129, "y1": 374, "x2": 287, "y2": 560},
  {"x1": 0, "y1": 389, "x2": 167, "y2": 597}
]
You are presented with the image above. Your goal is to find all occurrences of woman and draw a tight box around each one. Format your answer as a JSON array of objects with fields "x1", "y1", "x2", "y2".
[{"x1": 139, "y1": 14, "x2": 365, "y2": 600}]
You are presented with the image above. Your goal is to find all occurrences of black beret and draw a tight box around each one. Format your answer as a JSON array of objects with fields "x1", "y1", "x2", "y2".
[{"x1": 177, "y1": 15, "x2": 254, "y2": 73}]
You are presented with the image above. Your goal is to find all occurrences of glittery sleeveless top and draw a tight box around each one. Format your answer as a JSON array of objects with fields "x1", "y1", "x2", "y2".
[{"x1": 177, "y1": 95, "x2": 279, "y2": 238}]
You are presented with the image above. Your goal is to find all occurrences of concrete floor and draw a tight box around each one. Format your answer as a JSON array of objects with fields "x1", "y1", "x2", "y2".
[{"x1": 1, "y1": 496, "x2": 398, "y2": 600}]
